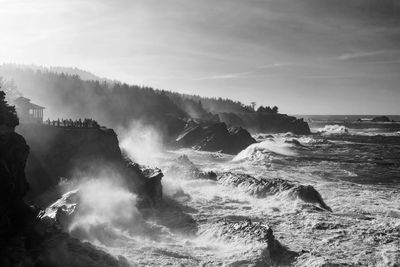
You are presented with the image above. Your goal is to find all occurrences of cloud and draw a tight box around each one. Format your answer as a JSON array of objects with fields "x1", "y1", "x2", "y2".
[
  {"x1": 195, "y1": 62, "x2": 294, "y2": 80},
  {"x1": 1, "y1": 0, "x2": 400, "y2": 114},
  {"x1": 195, "y1": 71, "x2": 253, "y2": 81},
  {"x1": 337, "y1": 50, "x2": 400, "y2": 61}
]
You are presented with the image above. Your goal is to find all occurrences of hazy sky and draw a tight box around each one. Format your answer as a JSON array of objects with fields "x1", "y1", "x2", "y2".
[{"x1": 1, "y1": 0, "x2": 399, "y2": 114}]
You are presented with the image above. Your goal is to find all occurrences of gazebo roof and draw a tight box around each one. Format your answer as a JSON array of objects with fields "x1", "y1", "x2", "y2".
[
  {"x1": 29, "y1": 103, "x2": 45, "y2": 109},
  {"x1": 15, "y1": 96, "x2": 45, "y2": 109}
]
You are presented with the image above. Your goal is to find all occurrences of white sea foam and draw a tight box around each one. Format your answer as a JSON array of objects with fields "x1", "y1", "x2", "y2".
[
  {"x1": 233, "y1": 139, "x2": 297, "y2": 162},
  {"x1": 68, "y1": 177, "x2": 143, "y2": 244},
  {"x1": 316, "y1": 124, "x2": 349, "y2": 135}
]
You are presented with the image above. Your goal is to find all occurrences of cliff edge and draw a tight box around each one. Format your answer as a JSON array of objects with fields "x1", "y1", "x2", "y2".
[
  {"x1": 0, "y1": 129, "x2": 130, "y2": 266},
  {"x1": 17, "y1": 123, "x2": 162, "y2": 207}
]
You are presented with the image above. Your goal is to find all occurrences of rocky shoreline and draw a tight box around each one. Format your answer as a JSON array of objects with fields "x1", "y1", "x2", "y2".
[{"x1": 0, "y1": 130, "x2": 131, "y2": 266}]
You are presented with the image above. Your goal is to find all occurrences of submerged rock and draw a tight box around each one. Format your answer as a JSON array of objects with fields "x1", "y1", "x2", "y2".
[
  {"x1": 166, "y1": 154, "x2": 332, "y2": 211},
  {"x1": 200, "y1": 218, "x2": 298, "y2": 265},
  {"x1": 176, "y1": 122, "x2": 256, "y2": 154},
  {"x1": 294, "y1": 185, "x2": 332, "y2": 212}
]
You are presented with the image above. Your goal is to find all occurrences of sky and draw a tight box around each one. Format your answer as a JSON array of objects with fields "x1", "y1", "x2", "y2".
[{"x1": 0, "y1": 0, "x2": 399, "y2": 114}]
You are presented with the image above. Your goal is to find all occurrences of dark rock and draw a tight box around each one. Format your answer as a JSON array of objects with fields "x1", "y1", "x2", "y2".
[
  {"x1": 372, "y1": 116, "x2": 391, "y2": 122},
  {"x1": 0, "y1": 129, "x2": 129, "y2": 267},
  {"x1": 165, "y1": 154, "x2": 217, "y2": 180},
  {"x1": 210, "y1": 218, "x2": 298, "y2": 265},
  {"x1": 293, "y1": 185, "x2": 332, "y2": 212},
  {"x1": 0, "y1": 132, "x2": 31, "y2": 241},
  {"x1": 285, "y1": 138, "x2": 305, "y2": 147},
  {"x1": 219, "y1": 112, "x2": 311, "y2": 135},
  {"x1": 140, "y1": 166, "x2": 164, "y2": 206},
  {"x1": 313, "y1": 222, "x2": 343, "y2": 230},
  {"x1": 176, "y1": 122, "x2": 256, "y2": 154},
  {"x1": 16, "y1": 124, "x2": 162, "y2": 207},
  {"x1": 218, "y1": 172, "x2": 332, "y2": 211},
  {"x1": 167, "y1": 155, "x2": 332, "y2": 211}
]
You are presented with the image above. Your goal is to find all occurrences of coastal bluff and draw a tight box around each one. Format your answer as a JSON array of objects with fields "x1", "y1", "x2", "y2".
[
  {"x1": 0, "y1": 127, "x2": 130, "y2": 266},
  {"x1": 17, "y1": 123, "x2": 162, "y2": 207}
]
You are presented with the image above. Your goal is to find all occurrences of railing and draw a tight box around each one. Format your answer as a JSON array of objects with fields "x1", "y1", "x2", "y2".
[{"x1": 44, "y1": 118, "x2": 100, "y2": 128}]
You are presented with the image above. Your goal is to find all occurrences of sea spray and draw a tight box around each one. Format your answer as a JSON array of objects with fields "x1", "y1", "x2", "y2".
[
  {"x1": 119, "y1": 121, "x2": 164, "y2": 166},
  {"x1": 66, "y1": 177, "x2": 143, "y2": 244},
  {"x1": 233, "y1": 139, "x2": 297, "y2": 162},
  {"x1": 317, "y1": 124, "x2": 349, "y2": 135}
]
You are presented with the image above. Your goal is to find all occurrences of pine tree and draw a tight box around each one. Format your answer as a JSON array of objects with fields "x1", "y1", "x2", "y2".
[{"x1": 0, "y1": 90, "x2": 19, "y2": 127}]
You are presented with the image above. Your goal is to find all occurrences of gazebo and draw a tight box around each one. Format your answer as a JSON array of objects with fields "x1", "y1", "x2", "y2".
[{"x1": 14, "y1": 97, "x2": 45, "y2": 123}]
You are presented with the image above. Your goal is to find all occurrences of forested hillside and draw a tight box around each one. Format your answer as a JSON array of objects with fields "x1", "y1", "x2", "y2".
[
  {"x1": 0, "y1": 65, "x2": 187, "y2": 135},
  {"x1": 0, "y1": 64, "x2": 310, "y2": 135}
]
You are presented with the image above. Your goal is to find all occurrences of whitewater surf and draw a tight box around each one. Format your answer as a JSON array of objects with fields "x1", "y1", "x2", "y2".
[{"x1": 39, "y1": 117, "x2": 400, "y2": 266}]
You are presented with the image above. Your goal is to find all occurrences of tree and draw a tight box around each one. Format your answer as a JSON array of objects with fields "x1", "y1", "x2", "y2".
[
  {"x1": 272, "y1": 106, "x2": 278, "y2": 114},
  {"x1": 0, "y1": 78, "x2": 21, "y2": 102},
  {"x1": 0, "y1": 90, "x2": 19, "y2": 128}
]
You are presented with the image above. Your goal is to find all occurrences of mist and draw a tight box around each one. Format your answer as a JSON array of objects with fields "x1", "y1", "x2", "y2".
[
  {"x1": 67, "y1": 176, "x2": 142, "y2": 245},
  {"x1": 118, "y1": 121, "x2": 165, "y2": 166}
]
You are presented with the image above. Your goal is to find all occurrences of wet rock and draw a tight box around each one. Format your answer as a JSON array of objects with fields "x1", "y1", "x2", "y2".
[
  {"x1": 141, "y1": 166, "x2": 164, "y2": 205},
  {"x1": 219, "y1": 112, "x2": 311, "y2": 135},
  {"x1": 0, "y1": 129, "x2": 129, "y2": 267},
  {"x1": 39, "y1": 190, "x2": 79, "y2": 229},
  {"x1": 205, "y1": 218, "x2": 298, "y2": 265},
  {"x1": 217, "y1": 172, "x2": 332, "y2": 211},
  {"x1": 313, "y1": 222, "x2": 343, "y2": 230},
  {"x1": 165, "y1": 154, "x2": 217, "y2": 180},
  {"x1": 176, "y1": 122, "x2": 256, "y2": 154},
  {"x1": 141, "y1": 197, "x2": 199, "y2": 236},
  {"x1": 293, "y1": 185, "x2": 332, "y2": 212},
  {"x1": 17, "y1": 123, "x2": 163, "y2": 207},
  {"x1": 0, "y1": 131, "x2": 31, "y2": 245},
  {"x1": 372, "y1": 116, "x2": 391, "y2": 122},
  {"x1": 284, "y1": 138, "x2": 309, "y2": 149},
  {"x1": 125, "y1": 161, "x2": 164, "y2": 207}
]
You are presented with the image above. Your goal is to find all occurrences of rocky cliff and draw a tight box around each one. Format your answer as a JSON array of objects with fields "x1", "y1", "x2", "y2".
[
  {"x1": 17, "y1": 124, "x2": 162, "y2": 207},
  {"x1": 175, "y1": 121, "x2": 256, "y2": 154},
  {"x1": 0, "y1": 130, "x2": 130, "y2": 267}
]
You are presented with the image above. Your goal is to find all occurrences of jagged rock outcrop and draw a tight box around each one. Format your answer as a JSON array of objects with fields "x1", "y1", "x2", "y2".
[
  {"x1": 219, "y1": 112, "x2": 311, "y2": 135},
  {"x1": 165, "y1": 155, "x2": 217, "y2": 180},
  {"x1": 175, "y1": 122, "x2": 256, "y2": 154},
  {"x1": 0, "y1": 130, "x2": 129, "y2": 267},
  {"x1": 0, "y1": 132, "x2": 31, "y2": 243},
  {"x1": 17, "y1": 124, "x2": 162, "y2": 207},
  {"x1": 218, "y1": 172, "x2": 332, "y2": 211},
  {"x1": 167, "y1": 154, "x2": 331, "y2": 211},
  {"x1": 200, "y1": 218, "x2": 298, "y2": 265}
]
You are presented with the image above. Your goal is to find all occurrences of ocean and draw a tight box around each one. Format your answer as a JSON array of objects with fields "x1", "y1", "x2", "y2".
[{"x1": 72, "y1": 115, "x2": 400, "y2": 266}]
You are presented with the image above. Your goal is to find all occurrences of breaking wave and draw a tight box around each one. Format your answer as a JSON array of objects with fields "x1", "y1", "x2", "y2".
[
  {"x1": 316, "y1": 124, "x2": 349, "y2": 135},
  {"x1": 233, "y1": 139, "x2": 297, "y2": 162}
]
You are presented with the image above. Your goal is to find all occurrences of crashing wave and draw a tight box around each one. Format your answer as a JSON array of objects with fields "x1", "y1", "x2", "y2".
[
  {"x1": 233, "y1": 139, "x2": 298, "y2": 162},
  {"x1": 316, "y1": 124, "x2": 349, "y2": 135},
  {"x1": 217, "y1": 172, "x2": 332, "y2": 211},
  {"x1": 197, "y1": 218, "x2": 298, "y2": 265},
  {"x1": 40, "y1": 178, "x2": 147, "y2": 245},
  {"x1": 164, "y1": 154, "x2": 217, "y2": 180}
]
